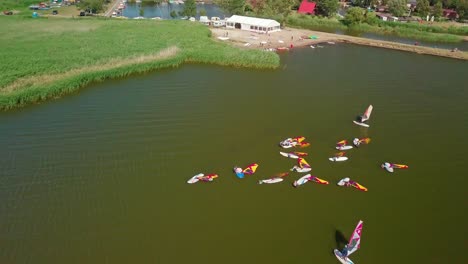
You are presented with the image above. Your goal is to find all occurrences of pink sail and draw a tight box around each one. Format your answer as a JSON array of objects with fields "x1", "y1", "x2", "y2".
[{"x1": 347, "y1": 220, "x2": 363, "y2": 256}]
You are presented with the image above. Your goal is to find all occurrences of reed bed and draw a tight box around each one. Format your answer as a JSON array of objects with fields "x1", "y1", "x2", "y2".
[{"x1": 0, "y1": 17, "x2": 279, "y2": 110}]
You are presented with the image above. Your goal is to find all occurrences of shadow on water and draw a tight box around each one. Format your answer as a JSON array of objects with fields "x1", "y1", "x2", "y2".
[{"x1": 335, "y1": 230, "x2": 348, "y2": 250}]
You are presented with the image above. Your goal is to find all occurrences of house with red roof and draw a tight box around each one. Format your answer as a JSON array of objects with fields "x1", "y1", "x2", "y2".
[{"x1": 298, "y1": 0, "x2": 316, "y2": 15}]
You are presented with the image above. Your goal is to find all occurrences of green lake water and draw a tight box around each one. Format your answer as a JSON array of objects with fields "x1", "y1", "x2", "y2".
[{"x1": 0, "y1": 45, "x2": 466, "y2": 263}]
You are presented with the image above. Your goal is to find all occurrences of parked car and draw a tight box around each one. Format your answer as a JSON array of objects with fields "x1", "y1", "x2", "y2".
[{"x1": 52, "y1": 10, "x2": 58, "y2": 15}]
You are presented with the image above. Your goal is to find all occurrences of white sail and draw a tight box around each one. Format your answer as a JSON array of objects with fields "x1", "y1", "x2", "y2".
[
  {"x1": 362, "y1": 105, "x2": 373, "y2": 122},
  {"x1": 346, "y1": 220, "x2": 363, "y2": 256}
]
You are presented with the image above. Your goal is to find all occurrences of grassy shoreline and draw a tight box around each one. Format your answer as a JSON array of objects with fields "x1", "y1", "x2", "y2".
[
  {"x1": 0, "y1": 17, "x2": 279, "y2": 110},
  {"x1": 286, "y1": 14, "x2": 466, "y2": 43}
]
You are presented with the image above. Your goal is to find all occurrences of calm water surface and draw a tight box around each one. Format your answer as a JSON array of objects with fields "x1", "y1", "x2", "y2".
[
  {"x1": 123, "y1": 3, "x2": 224, "y2": 19},
  {"x1": 0, "y1": 45, "x2": 467, "y2": 263}
]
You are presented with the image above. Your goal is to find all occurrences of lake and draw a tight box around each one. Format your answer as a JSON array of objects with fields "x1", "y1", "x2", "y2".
[
  {"x1": 123, "y1": 3, "x2": 224, "y2": 19},
  {"x1": 0, "y1": 45, "x2": 466, "y2": 264}
]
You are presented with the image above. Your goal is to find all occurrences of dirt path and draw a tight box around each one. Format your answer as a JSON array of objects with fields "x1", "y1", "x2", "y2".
[{"x1": 211, "y1": 27, "x2": 468, "y2": 61}]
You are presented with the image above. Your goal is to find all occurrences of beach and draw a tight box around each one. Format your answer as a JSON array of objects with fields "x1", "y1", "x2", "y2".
[{"x1": 211, "y1": 27, "x2": 468, "y2": 60}]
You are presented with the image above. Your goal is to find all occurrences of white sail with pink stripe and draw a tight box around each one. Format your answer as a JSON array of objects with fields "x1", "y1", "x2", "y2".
[{"x1": 346, "y1": 220, "x2": 363, "y2": 256}]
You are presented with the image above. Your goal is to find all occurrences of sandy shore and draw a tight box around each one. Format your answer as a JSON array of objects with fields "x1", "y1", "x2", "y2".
[{"x1": 211, "y1": 27, "x2": 468, "y2": 61}]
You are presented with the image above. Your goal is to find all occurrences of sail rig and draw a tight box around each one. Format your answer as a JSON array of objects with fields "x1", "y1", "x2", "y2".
[{"x1": 346, "y1": 220, "x2": 363, "y2": 256}]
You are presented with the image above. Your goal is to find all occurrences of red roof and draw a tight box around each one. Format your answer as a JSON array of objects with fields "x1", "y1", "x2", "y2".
[{"x1": 298, "y1": 0, "x2": 316, "y2": 15}]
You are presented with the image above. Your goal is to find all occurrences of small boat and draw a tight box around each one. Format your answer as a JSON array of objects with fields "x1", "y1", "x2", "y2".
[
  {"x1": 293, "y1": 174, "x2": 329, "y2": 187},
  {"x1": 353, "y1": 137, "x2": 371, "y2": 147},
  {"x1": 337, "y1": 177, "x2": 367, "y2": 192},
  {"x1": 187, "y1": 173, "x2": 218, "y2": 184},
  {"x1": 381, "y1": 162, "x2": 408, "y2": 173},
  {"x1": 336, "y1": 140, "x2": 353, "y2": 151},
  {"x1": 277, "y1": 47, "x2": 289, "y2": 52},
  {"x1": 329, "y1": 152, "x2": 348, "y2": 162},
  {"x1": 310, "y1": 45, "x2": 315, "y2": 49},
  {"x1": 279, "y1": 151, "x2": 308, "y2": 159},
  {"x1": 291, "y1": 158, "x2": 312, "y2": 173},
  {"x1": 279, "y1": 136, "x2": 309, "y2": 149},
  {"x1": 353, "y1": 105, "x2": 373, "y2": 127},
  {"x1": 233, "y1": 163, "x2": 258, "y2": 178},
  {"x1": 258, "y1": 177, "x2": 283, "y2": 184},
  {"x1": 327, "y1": 41, "x2": 336, "y2": 44},
  {"x1": 334, "y1": 220, "x2": 364, "y2": 264}
]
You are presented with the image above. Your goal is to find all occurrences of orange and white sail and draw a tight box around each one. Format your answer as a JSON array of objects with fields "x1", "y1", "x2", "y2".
[
  {"x1": 335, "y1": 151, "x2": 346, "y2": 157},
  {"x1": 362, "y1": 105, "x2": 373, "y2": 122},
  {"x1": 336, "y1": 140, "x2": 348, "y2": 147},
  {"x1": 359, "y1": 138, "x2": 371, "y2": 144}
]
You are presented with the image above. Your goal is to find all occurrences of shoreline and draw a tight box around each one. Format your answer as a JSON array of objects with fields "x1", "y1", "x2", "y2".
[{"x1": 211, "y1": 27, "x2": 468, "y2": 61}]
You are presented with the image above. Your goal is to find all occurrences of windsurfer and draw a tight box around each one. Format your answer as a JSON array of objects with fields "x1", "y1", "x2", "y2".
[
  {"x1": 342, "y1": 245, "x2": 349, "y2": 259},
  {"x1": 353, "y1": 138, "x2": 360, "y2": 147}
]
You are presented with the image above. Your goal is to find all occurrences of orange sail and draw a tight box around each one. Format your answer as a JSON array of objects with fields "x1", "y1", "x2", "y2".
[
  {"x1": 351, "y1": 181, "x2": 368, "y2": 192},
  {"x1": 337, "y1": 140, "x2": 347, "y2": 146},
  {"x1": 294, "y1": 152, "x2": 308, "y2": 157},
  {"x1": 310, "y1": 176, "x2": 329, "y2": 185},
  {"x1": 392, "y1": 164, "x2": 409, "y2": 169},
  {"x1": 335, "y1": 152, "x2": 345, "y2": 157},
  {"x1": 359, "y1": 138, "x2": 371, "y2": 144},
  {"x1": 276, "y1": 172, "x2": 289, "y2": 177},
  {"x1": 293, "y1": 136, "x2": 306, "y2": 143},
  {"x1": 243, "y1": 163, "x2": 259, "y2": 175},
  {"x1": 200, "y1": 174, "x2": 218, "y2": 181}
]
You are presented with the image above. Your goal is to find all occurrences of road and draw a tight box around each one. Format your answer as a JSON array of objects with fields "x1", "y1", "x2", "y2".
[{"x1": 104, "y1": 0, "x2": 121, "y2": 17}]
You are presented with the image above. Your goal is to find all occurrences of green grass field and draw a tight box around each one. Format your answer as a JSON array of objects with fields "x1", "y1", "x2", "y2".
[{"x1": 0, "y1": 17, "x2": 279, "y2": 110}]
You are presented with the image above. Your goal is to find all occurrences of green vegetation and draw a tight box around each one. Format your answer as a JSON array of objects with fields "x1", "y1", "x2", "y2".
[
  {"x1": 78, "y1": 0, "x2": 108, "y2": 14},
  {"x1": 433, "y1": 1, "x2": 443, "y2": 18},
  {"x1": 0, "y1": 17, "x2": 279, "y2": 110},
  {"x1": 388, "y1": 0, "x2": 409, "y2": 17},
  {"x1": 181, "y1": 0, "x2": 197, "y2": 17},
  {"x1": 315, "y1": 0, "x2": 340, "y2": 17},
  {"x1": 214, "y1": 0, "x2": 246, "y2": 15},
  {"x1": 416, "y1": 0, "x2": 431, "y2": 17},
  {"x1": 286, "y1": 14, "x2": 347, "y2": 32},
  {"x1": 348, "y1": 22, "x2": 463, "y2": 42},
  {"x1": 0, "y1": 0, "x2": 38, "y2": 13},
  {"x1": 287, "y1": 13, "x2": 465, "y2": 42}
]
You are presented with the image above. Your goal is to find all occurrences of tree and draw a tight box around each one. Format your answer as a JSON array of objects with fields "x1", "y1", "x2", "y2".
[
  {"x1": 364, "y1": 10, "x2": 379, "y2": 24},
  {"x1": 182, "y1": 0, "x2": 197, "y2": 17},
  {"x1": 344, "y1": 7, "x2": 365, "y2": 24},
  {"x1": 316, "y1": 0, "x2": 339, "y2": 17},
  {"x1": 214, "y1": 0, "x2": 246, "y2": 15},
  {"x1": 262, "y1": 0, "x2": 296, "y2": 24},
  {"x1": 199, "y1": 8, "x2": 207, "y2": 16},
  {"x1": 139, "y1": 7, "x2": 145, "y2": 17},
  {"x1": 433, "y1": 1, "x2": 443, "y2": 17},
  {"x1": 170, "y1": 10, "x2": 177, "y2": 18},
  {"x1": 388, "y1": 0, "x2": 408, "y2": 16},
  {"x1": 416, "y1": 0, "x2": 431, "y2": 17},
  {"x1": 78, "y1": 0, "x2": 104, "y2": 14}
]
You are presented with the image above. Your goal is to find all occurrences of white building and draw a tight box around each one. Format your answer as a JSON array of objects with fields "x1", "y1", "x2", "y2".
[{"x1": 225, "y1": 15, "x2": 281, "y2": 33}]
